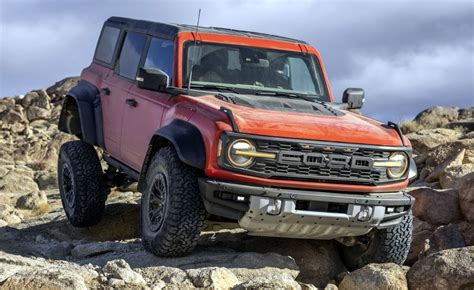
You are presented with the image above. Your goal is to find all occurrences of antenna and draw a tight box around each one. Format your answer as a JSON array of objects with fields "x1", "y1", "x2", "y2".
[{"x1": 187, "y1": 8, "x2": 201, "y2": 94}]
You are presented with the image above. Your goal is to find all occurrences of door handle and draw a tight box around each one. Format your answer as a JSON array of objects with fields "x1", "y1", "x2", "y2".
[
  {"x1": 100, "y1": 87, "x2": 110, "y2": 96},
  {"x1": 126, "y1": 98, "x2": 138, "y2": 107}
]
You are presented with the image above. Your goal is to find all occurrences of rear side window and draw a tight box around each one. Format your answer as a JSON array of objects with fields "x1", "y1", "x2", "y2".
[
  {"x1": 117, "y1": 32, "x2": 147, "y2": 80},
  {"x1": 95, "y1": 26, "x2": 120, "y2": 64},
  {"x1": 144, "y1": 38, "x2": 174, "y2": 81}
]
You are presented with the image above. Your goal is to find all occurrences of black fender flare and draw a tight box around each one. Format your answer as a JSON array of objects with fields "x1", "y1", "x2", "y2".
[
  {"x1": 58, "y1": 80, "x2": 104, "y2": 147},
  {"x1": 138, "y1": 119, "x2": 206, "y2": 191}
]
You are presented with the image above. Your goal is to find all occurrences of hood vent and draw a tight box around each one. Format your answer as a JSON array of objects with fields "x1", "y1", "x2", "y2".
[
  {"x1": 216, "y1": 93, "x2": 237, "y2": 104},
  {"x1": 215, "y1": 93, "x2": 344, "y2": 117}
]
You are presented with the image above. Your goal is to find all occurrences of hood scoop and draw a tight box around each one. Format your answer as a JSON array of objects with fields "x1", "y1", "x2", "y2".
[{"x1": 215, "y1": 93, "x2": 344, "y2": 116}]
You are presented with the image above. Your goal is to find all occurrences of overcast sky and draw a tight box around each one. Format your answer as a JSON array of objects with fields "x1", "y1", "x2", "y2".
[{"x1": 0, "y1": 0, "x2": 473, "y2": 121}]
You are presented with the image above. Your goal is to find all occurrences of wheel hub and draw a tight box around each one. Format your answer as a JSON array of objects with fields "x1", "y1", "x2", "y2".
[
  {"x1": 147, "y1": 173, "x2": 167, "y2": 232},
  {"x1": 61, "y1": 164, "x2": 75, "y2": 208}
]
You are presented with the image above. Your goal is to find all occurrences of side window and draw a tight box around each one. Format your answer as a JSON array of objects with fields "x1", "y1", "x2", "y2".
[
  {"x1": 95, "y1": 26, "x2": 121, "y2": 64},
  {"x1": 144, "y1": 38, "x2": 175, "y2": 80},
  {"x1": 117, "y1": 32, "x2": 147, "y2": 80}
]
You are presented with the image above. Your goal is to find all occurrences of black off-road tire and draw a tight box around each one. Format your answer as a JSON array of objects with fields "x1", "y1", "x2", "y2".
[
  {"x1": 58, "y1": 140, "x2": 106, "y2": 227},
  {"x1": 141, "y1": 146, "x2": 205, "y2": 257},
  {"x1": 341, "y1": 213, "x2": 413, "y2": 270}
]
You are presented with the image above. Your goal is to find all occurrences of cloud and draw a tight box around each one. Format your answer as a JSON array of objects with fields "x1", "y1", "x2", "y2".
[
  {"x1": 332, "y1": 41, "x2": 474, "y2": 121},
  {"x1": 0, "y1": 0, "x2": 473, "y2": 121}
]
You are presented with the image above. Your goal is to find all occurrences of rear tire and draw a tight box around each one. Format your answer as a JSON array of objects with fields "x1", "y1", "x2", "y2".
[
  {"x1": 340, "y1": 213, "x2": 413, "y2": 270},
  {"x1": 58, "y1": 140, "x2": 106, "y2": 227},
  {"x1": 141, "y1": 146, "x2": 205, "y2": 257}
]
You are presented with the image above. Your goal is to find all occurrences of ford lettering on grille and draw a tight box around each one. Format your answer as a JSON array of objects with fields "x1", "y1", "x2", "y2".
[{"x1": 278, "y1": 151, "x2": 374, "y2": 170}]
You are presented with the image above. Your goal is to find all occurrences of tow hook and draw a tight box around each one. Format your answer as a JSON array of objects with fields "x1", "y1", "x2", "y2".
[
  {"x1": 357, "y1": 205, "x2": 374, "y2": 222},
  {"x1": 267, "y1": 199, "x2": 282, "y2": 215}
]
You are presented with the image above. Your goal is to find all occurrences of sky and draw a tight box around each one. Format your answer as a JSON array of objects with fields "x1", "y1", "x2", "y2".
[{"x1": 0, "y1": 0, "x2": 473, "y2": 122}]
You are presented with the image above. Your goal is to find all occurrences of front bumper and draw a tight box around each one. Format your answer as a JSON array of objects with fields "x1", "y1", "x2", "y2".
[{"x1": 199, "y1": 179, "x2": 414, "y2": 239}]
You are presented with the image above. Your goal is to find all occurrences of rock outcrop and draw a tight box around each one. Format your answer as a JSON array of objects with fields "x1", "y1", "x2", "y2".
[
  {"x1": 402, "y1": 106, "x2": 474, "y2": 269},
  {"x1": 407, "y1": 247, "x2": 474, "y2": 290},
  {"x1": 339, "y1": 263, "x2": 408, "y2": 290}
]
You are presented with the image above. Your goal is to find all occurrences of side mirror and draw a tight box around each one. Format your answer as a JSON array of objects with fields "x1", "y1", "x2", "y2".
[
  {"x1": 342, "y1": 88, "x2": 365, "y2": 109},
  {"x1": 136, "y1": 67, "x2": 169, "y2": 92}
]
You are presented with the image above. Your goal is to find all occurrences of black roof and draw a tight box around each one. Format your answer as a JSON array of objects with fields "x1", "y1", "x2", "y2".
[{"x1": 106, "y1": 17, "x2": 307, "y2": 44}]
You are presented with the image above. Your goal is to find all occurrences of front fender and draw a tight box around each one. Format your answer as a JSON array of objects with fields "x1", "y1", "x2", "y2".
[
  {"x1": 138, "y1": 119, "x2": 206, "y2": 192},
  {"x1": 156, "y1": 120, "x2": 206, "y2": 169}
]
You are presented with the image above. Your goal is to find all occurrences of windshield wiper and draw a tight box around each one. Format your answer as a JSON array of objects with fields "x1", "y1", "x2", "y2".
[
  {"x1": 190, "y1": 84, "x2": 240, "y2": 94},
  {"x1": 255, "y1": 91, "x2": 322, "y2": 103}
]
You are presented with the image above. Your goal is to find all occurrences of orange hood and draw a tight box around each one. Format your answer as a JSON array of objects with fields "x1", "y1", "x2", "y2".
[{"x1": 188, "y1": 94, "x2": 404, "y2": 147}]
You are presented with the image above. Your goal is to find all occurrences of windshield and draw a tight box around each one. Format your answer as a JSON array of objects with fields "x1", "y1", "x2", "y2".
[{"x1": 183, "y1": 42, "x2": 329, "y2": 101}]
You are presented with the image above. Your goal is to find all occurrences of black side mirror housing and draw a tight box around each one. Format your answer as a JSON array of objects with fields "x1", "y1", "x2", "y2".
[
  {"x1": 137, "y1": 67, "x2": 169, "y2": 92},
  {"x1": 342, "y1": 88, "x2": 365, "y2": 109}
]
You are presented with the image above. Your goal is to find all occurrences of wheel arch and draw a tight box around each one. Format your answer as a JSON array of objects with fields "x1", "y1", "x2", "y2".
[
  {"x1": 58, "y1": 80, "x2": 104, "y2": 147},
  {"x1": 138, "y1": 119, "x2": 206, "y2": 192}
]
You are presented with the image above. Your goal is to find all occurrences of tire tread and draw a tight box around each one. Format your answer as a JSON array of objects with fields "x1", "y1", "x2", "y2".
[
  {"x1": 58, "y1": 140, "x2": 106, "y2": 227},
  {"x1": 141, "y1": 147, "x2": 205, "y2": 257}
]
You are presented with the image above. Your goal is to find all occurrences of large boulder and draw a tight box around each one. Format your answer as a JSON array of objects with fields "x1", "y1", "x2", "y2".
[
  {"x1": 439, "y1": 163, "x2": 474, "y2": 189},
  {"x1": 103, "y1": 259, "x2": 146, "y2": 287},
  {"x1": 425, "y1": 139, "x2": 474, "y2": 168},
  {"x1": 1, "y1": 268, "x2": 89, "y2": 290},
  {"x1": 422, "y1": 224, "x2": 466, "y2": 258},
  {"x1": 425, "y1": 148, "x2": 465, "y2": 183},
  {"x1": 339, "y1": 263, "x2": 408, "y2": 290},
  {"x1": 459, "y1": 172, "x2": 474, "y2": 222},
  {"x1": 15, "y1": 191, "x2": 48, "y2": 213},
  {"x1": 407, "y1": 217, "x2": 436, "y2": 264},
  {"x1": 407, "y1": 247, "x2": 474, "y2": 290},
  {"x1": 458, "y1": 222, "x2": 474, "y2": 246},
  {"x1": 186, "y1": 267, "x2": 240, "y2": 289},
  {"x1": 0, "y1": 107, "x2": 26, "y2": 124},
  {"x1": 0, "y1": 166, "x2": 39, "y2": 193},
  {"x1": 458, "y1": 107, "x2": 474, "y2": 120},
  {"x1": 407, "y1": 128, "x2": 463, "y2": 154},
  {"x1": 140, "y1": 266, "x2": 194, "y2": 288},
  {"x1": 413, "y1": 106, "x2": 460, "y2": 128},
  {"x1": 0, "y1": 97, "x2": 16, "y2": 112},
  {"x1": 26, "y1": 106, "x2": 51, "y2": 122},
  {"x1": 20, "y1": 90, "x2": 51, "y2": 110},
  {"x1": 35, "y1": 170, "x2": 58, "y2": 190},
  {"x1": 0, "y1": 204, "x2": 22, "y2": 225},
  {"x1": 0, "y1": 250, "x2": 99, "y2": 289},
  {"x1": 409, "y1": 188, "x2": 462, "y2": 225},
  {"x1": 233, "y1": 269, "x2": 301, "y2": 289},
  {"x1": 46, "y1": 77, "x2": 79, "y2": 102}
]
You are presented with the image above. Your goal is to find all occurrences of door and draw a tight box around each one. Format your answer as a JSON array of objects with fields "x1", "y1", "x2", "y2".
[
  {"x1": 120, "y1": 37, "x2": 175, "y2": 170},
  {"x1": 101, "y1": 74, "x2": 131, "y2": 159},
  {"x1": 101, "y1": 31, "x2": 147, "y2": 163}
]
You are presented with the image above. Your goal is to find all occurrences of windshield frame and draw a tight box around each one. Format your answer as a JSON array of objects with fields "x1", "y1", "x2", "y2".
[{"x1": 182, "y1": 41, "x2": 331, "y2": 102}]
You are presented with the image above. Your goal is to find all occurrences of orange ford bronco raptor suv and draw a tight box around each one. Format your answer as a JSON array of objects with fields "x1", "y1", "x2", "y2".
[{"x1": 57, "y1": 17, "x2": 416, "y2": 269}]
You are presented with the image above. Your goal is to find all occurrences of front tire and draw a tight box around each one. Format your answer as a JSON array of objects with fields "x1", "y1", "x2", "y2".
[
  {"x1": 141, "y1": 146, "x2": 205, "y2": 257},
  {"x1": 58, "y1": 140, "x2": 106, "y2": 227},
  {"x1": 340, "y1": 213, "x2": 413, "y2": 270}
]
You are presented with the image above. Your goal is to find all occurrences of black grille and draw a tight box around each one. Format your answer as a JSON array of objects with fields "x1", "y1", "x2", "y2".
[
  {"x1": 250, "y1": 140, "x2": 391, "y2": 184},
  {"x1": 256, "y1": 140, "x2": 390, "y2": 158}
]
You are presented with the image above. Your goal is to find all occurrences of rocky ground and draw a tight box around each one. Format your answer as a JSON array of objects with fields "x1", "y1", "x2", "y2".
[{"x1": 0, "y1": 78, "x2": 472, "y2": 289}]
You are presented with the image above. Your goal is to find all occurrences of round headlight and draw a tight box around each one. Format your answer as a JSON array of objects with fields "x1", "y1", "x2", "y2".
[
  {"x1": 387, "y1": 152, "x2": 409, "y2": 179},
  {"x1": 227, "y1": 139, "x2": 255, "y2": 168}
]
